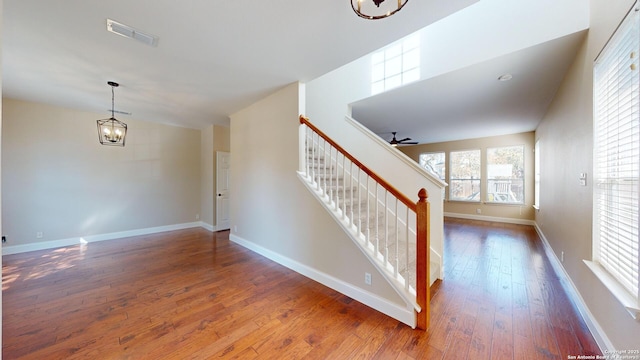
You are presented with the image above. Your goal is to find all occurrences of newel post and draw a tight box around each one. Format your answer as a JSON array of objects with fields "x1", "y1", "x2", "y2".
[{"x1": 416, "y1": 188, "x2": 430, "y2": 330}]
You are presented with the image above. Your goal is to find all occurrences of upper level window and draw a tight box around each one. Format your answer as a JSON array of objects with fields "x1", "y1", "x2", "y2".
[
  {"x1": 419, "y1": 152, "x2": 445, "y2": 180},
  {"x1": 371, "y1": 35, "x2": 420, "y2": 95},
  {"x1": 486, "y1": 145, "x2": 524, "y2": 204},
  {"x1": 449, "y1": 150, "x2": 480, "y2": 201},
  {"x1": 591, "y1": 1, "x2": 640, "y2": 316}
]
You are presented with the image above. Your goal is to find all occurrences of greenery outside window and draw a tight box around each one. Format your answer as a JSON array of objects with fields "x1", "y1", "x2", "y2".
[
  {"x1": 419, "y1": 152, "x2": 445, "y2": 180},
  {"x1": 450, "y1": 150, "x2": 480, "y2": 201},
  {"x1": 486, "y1": 145, "x2": 525, "y2": 204}
]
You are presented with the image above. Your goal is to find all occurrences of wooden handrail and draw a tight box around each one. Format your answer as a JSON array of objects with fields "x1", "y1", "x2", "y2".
[
  {"x1": 300, "y1": 114, "x2": 430, "y2": 330},
  {"x1": 300, "y1": 115, "x2": 416, "y2": 211}
]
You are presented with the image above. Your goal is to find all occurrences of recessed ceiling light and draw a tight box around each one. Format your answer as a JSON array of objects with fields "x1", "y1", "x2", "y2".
[
  {"x1": 107, "y1": 19, "x2": 158, "y2": 47},
  {"x1": 498, "y1": 74, "x2": 513, "y2": 81}
]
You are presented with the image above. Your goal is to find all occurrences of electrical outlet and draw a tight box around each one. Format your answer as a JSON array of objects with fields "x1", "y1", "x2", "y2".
[
  {"x1": 36, "y1": 232, "x2": 43, "y2": 239},
  {"x1": 195, "y1": 214, "x2": 200, "y2": 220},
  {"x1": 561, "y1": 251, "x2": 565, "y2": 263},
  {"x1": 365, "y1": 272, "x2": 372, "y2": 285},
  {"x1": 234, "y1": 225, "x2": 238, "y2": 233},
  {"x1": 476, "y1": 208, "x2": 482, "y2": 214}
]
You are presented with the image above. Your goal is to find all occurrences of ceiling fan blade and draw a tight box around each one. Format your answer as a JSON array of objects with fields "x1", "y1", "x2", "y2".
[{"x1": 398, "y1": 137, "x2": 412, "y2": 142}]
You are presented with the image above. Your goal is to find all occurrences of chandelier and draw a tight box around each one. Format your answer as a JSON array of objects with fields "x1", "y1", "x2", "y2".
[
  {"x1": 351, "y1": 0, "x2": 408, "y2": 20},
  {"x1": 97, "y1": 81, "x2": 127, "y2": 147}
]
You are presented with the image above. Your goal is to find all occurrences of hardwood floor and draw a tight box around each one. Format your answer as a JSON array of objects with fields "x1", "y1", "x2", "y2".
[{"x1": 2, "y1": 219, "x2": 601, "y2": 359}]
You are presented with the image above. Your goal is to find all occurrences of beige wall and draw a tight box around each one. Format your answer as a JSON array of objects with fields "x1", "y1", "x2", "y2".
[
  {"x1": 401, "y1": 132, "x2": 535, "y2": 222},
  {"x1": 536, "y1": 0, "x2": 640, "y2": 349},
  {"x1": 2, "y1": 98, "x2": 201, "y2": 247},
  {"x1": 230, "y1": 82, "x2": 407, "y2": 316}
]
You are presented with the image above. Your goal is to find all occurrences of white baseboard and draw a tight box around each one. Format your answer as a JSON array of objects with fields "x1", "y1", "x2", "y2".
[
  {"x1": 229, "y1": 233, "x2": 416, "y2": 328},
  {"x1": 2, "y1": 221, "x2": 216, "y2": 256},
  {"x1": 200, "y1": 222, "x2": 217, "y2": 232},
  {"x1": 444, "y1": 212, "x2": 536, "y2": 226},
  {"x1": 533, "y1": 224, "x2": 613, "y2": 353}
]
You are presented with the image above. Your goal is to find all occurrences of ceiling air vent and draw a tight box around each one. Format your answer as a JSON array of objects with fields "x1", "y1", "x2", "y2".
[{"x1": 107, "y1": 19, "x2": 158, "y2": 47}]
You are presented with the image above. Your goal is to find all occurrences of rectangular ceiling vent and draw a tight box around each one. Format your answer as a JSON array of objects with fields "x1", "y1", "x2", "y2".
[{"x1": 107, "y1": 19, "x2": 158, "y2": 47}]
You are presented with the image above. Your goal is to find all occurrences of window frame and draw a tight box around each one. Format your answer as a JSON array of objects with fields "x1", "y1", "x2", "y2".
[
  {"x1": 485, "y1": 145, "x2": 525, "y2": 205},
  {"x1": 449, "y1": 149, "x2": 481, "y2": 202},
  {"x1": 588, "y1": 0, "x2": 640, "y2": 319},
  {"x1": 419, "y1": 151, "x2": 446, "y2": 181},
  {"x1": 534, "y1": 140, "x2": 540, "y2": 210},
  {"x1": 371, "y1": 34, "x2": 420, "y2": 95}
]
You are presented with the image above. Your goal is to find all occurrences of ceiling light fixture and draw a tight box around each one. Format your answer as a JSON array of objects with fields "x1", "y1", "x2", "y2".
[
  {"x1": 351, "y1": 0, "x2": 408, "y2": 20},
  {"x1": 498, "y1": 73, "x2": 513, "y2": 81},
  {"x1": 97, "y1": 81, "x2": 128, "y2": 147}
]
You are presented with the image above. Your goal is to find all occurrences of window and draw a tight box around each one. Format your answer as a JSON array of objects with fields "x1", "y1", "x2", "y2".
[
  {"x1": 486, "y1": 145, "x2": 524, "y2": 204},
  {"x1": 592, "y1": 2, "x2": 640, "y2": 312},
  {"x1": 419, "y1": 152, "x2": 445, "y2": 180},
  {"x1": 449, "y1": 150, "x2": 480, "y2": 201},
  {"x1": 371, "y1": 34, "x2": 420, "y2": 95},
  {"x1": 534, "y1": 140, "x2": 540, "y2": 209}
]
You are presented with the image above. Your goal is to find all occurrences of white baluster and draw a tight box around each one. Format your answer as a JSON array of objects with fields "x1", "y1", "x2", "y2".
[{"x1": 395, "y1": 198, "x2": 399, "y2": 279}]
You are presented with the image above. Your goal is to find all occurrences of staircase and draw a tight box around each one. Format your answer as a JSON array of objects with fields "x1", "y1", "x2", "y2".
[{"x1": 297, "y1": 115, "x2": 437, "y2": 330}]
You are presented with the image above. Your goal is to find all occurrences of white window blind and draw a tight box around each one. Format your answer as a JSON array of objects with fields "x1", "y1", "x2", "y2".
[{"x1": 593, "y1": 3, "x2": 640, "y2": 302}]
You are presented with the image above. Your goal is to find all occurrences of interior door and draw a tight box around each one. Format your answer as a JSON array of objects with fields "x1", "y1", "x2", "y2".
[{"x1": 216, "y1": 151, "x2": 231, "y2": 231}]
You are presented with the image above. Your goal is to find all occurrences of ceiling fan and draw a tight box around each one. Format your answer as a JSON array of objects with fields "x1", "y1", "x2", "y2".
[{"x1": 389, "y1": 132, "x2": 418, "y2": 146}]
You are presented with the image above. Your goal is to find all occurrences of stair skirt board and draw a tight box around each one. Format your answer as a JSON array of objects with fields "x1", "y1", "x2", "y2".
[{"x1": 229, "y1": 233, "x2": 417, "y2": 328}]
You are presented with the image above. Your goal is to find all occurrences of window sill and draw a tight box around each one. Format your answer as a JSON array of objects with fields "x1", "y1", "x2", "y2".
[
  {"x1": 484, "y1": 202, "x2": 525, "y2": 207},
  {"x1": 584, "y1": 260, "x2": 640, "y2": 320}
]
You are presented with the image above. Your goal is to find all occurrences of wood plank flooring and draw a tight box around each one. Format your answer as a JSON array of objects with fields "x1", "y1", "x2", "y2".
[{"x1": 2, "y1": 218, "x2": 601, "y2": 359}]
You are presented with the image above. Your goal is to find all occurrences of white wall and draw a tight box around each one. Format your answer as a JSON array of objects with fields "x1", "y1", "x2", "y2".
[
  {"x1": 419, "y1": 0, "x2": 589, "y2": 80},
  {"x1": 536, "y1": 0, "x2": 640, "y2": 350},
  {"x1": 2, "y1": 98, "x2": 202, "y2": 250},
  {"x1": 229, "y1": 82, "x2": 410, "y2": 322}
]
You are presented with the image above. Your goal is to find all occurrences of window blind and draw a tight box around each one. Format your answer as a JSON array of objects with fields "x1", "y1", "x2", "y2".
[{"x1": 593, "y1": 3, "x2": 640, "y2": 301}]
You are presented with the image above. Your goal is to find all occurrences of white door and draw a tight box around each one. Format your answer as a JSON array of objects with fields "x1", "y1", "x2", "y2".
[{"x1": 216, "y1": 151, "x2": 231, "y2": 231}]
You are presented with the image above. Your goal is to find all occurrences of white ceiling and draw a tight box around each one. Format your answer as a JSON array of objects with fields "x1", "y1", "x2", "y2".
[
  {"x1": 2, "y1": 0, "x2": 477, "y2": 129},
  {"x1": 351, "y1": 31, "x2": 587, "y2": 144}
]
